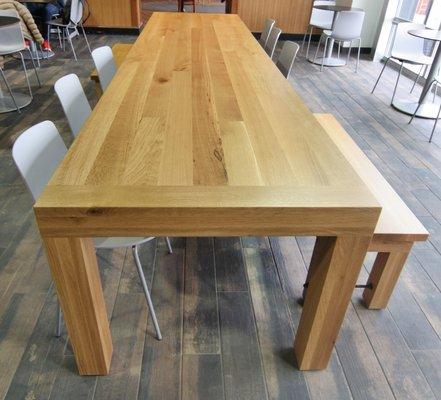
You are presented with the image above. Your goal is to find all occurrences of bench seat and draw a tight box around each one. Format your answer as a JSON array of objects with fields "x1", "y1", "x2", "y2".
[{"x1": 310, "y1": 114, "x2": 429, "y2": 309}]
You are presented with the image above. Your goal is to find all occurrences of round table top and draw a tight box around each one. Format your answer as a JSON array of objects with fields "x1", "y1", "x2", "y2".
[
  {"x1": 0, "y1": 15, "x2": 20, "y2": 27},
  {"x1": 409, "y1": 29, "x2": 441, "y2": 42},
  {"x1": 313, "y1": 5, "x2": 363, "y2": 12}
]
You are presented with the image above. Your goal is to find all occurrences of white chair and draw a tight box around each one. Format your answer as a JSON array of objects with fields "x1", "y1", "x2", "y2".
[
  {"x1": 47, "y1": 0, "x2": 91, "y2": 61},
  {"x1": 302, "y1": 0, "x2": 336, "y2": 59},
  {"x1": 54, "y1": 73, "x2": 91, "y2": 137},
  {"x1": 91, "y1": 46, "x2": 117, "y2": 92},
  {"x1": 0, "y1": 9, "x2": 41, "y2": 113},
  {"x1": 371, "y1": 22, "x2": 433, "y2": 104},
  {"x1": 409, "y1": 74, "x2": 441, "y2": 143},
  {"x1": 12, "y1": 120, "x2": 172, "y2": 340},
  {"x1": 276, "y1": 41, "x2": 299, "y2": 78},
  {"x1": 258, "y1": 18, "x2": 275, "y2": 48},
  {"x1": 313, "y1": 10, "x2": 365, "y2": 72},
  {"x1": 265, "y1": 27, "x2": 282, "y2": 59}
]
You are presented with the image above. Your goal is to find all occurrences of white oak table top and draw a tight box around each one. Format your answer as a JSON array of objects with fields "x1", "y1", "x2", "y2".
[{"x1": 35, "y1": 12, "x2": 380, "y2": 237}]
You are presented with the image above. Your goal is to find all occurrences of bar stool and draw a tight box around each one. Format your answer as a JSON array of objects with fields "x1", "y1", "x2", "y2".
[
  {"x1": 409, "y1": 74, "x2": 441, "y2": 142},
  {"x1": 313, "y1": 10, "x2": 365, "y2": 72},
  {"x1": 371, "y1": 22, "x2": 433, "y2": 104},
  {"x1": 91, "y1": 46, "x2": 117, "y2": 92},
  {"x1": 302, "y1": 0, "x2": 336, "y2": 59},
  {"x1": 178, "y1": 0, "x2": 196, "y2": 12},
  {"x1": 276, "y1": 41, "x2": 299, "y2": 78},
  {"x1": 259, "y1": 19, "x2": 275, "y2": 48}
]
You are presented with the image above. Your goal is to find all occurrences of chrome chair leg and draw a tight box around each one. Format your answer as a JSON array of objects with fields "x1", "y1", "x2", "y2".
[
  {"x1": 27, "y1": 48, "x2": 41, "y2": 87},
  {"x1": 346, "y1": 42, "x2": 352, "y2": 65},
  {"x1": 433, "y1": 82, "x2": 438, "y2": 103},
  {"x1": 79, "y1": 23, "x2": 92, "y2": 55},
  {"x1": 429, "y1": 105, "x2": 441, "y2": 143},
  {"x1": 65, "y1": 27, "x2": 77, "y2": 61},
  {"x1": 57, "y1": 27, "x2": 63, "y2": 49},
  {"x1": 165, "y1": 237, "x2": 173, "y2": 254},
  {"x1": 371, "y1": 57, "x2": 390, "y2": 94},
  {"x1": 0, "y1": 67, "x2": 20, "y2": 112},
  {"x1": 321, "y1": 37, "x2": 329, "y2": 71},
  {"x1": 17, "y1": 52, "x2": 33, "y2": 98},
  {"x1": 356, "y1": 38, "x2": 361, "y2": 73},
  {"x1": 306, "y1": 26, "x2": 314, "y2": 59},
  {"x1": 132, "y1": 245, "x2": 162, "y2": 341},
  {"x1": 410, "y1": 64, "x2": 424, "y2": 93},
  {"x1": 337, "y1": 42, "x2": 341, "y2": 59},
  {"x1": 409, "y1": 79, "x2": 436, "y2": 125},
  {"x1": 56, "y1": 302, "x2": 62, "y2": 338},
  {"x1": 391, "y1": 61, "x2": 404, "y2": 104},
  {"x1": 313, "y1": 34, "x2": 322, "y2": 64}
]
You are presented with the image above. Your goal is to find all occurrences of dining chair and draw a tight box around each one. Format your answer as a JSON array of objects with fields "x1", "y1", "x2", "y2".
[
  {"x1": 91, "y1": 46, "x2": 117, "y2": 92},
  {"x1": 0, "y1": 9, "x2": 41, "y2": 113},
  {"x1": 313, "y1": 10, "x2": 365, "y2": 72},
  {"x1": 12, "y1": 120, "x2": 172, "y2": 340},
  {"x1": 371, "y1": 22, "x2": 433, "y2": 104},
  {"x1": 409, "y1": 74, "x2": 441, "y2": 142},
  {"x1": 258, "y1": 18, "x2": 275, "y2": 48},
  {"x1": 302, "y1": 0, "x2": 336, "y2": 59},
  {"x1": 276, "y1": 41, "x2": 300, "y2": 78},
  {"x1": 265, "y1": 27, "x2": 282, "y2": 59},
  {"x1": 54, "y1": 73, "x2": 91, "y2": 137},
  {"x1": 47, "y1": 0, "x2": 91, "y2": 61}
]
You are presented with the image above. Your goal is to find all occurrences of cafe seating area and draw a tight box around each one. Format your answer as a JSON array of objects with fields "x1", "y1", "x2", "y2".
[{"x1": 0, "y1": 0, "x2": 440, "y2": 399}]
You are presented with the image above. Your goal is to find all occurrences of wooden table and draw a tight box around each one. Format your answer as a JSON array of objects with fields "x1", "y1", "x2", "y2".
[{"x1": 34, "y1": 12, "x2": 381, "y2": 375}]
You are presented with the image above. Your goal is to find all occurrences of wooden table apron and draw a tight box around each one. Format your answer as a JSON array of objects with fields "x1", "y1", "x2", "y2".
[{"x1": 34, "y1": 12, "x2": 381, "y2": 375}]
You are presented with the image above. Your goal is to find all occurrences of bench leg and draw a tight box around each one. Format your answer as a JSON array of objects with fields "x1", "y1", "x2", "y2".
[{"x1": 362, "y1": 250, "x2": 411, "y2": 309}]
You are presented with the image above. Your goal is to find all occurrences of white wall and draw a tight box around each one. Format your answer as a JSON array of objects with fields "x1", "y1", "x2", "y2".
[{"x1": 352, "y1": 0, "x2": 387, "y2": 49}]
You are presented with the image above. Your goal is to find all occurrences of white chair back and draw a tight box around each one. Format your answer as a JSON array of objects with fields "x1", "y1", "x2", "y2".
[
  {"x1": 70, "y1": 0, "x2": 84, "y2": 25},
  {"x1": 92, "y1": 46, "x2": 117, "y2": 92},
  {"x1": 0, "y1": 10, "x2": 25, "y2": 55},
  {"x1": 276, "y1": 41, "x2": 299, "y2": 78},
  {"x1": 310, "y1": 0, "x2": 336, "y2": 29},
  {"x1": 331, "y1": 10, "x2": 365, "y2": 41},
  {"x1": 54, "y1": 74, "x2": 92, "y2": 138},
  {"x1": 259, "y1": 19, "x2": 275, "y2": 48},
  {"x1": 393, "y1": 22, "x2": 426, "y2": 56},
  {"x1": 12, "y1": 121, "x2": 67, "y2": 201},
  {"x1": 265, "y1": 27, "x2": 282, "y2": 59}
]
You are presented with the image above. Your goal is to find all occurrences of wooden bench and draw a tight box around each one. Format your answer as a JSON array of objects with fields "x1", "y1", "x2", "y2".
[
  {"x1": 305, "y1": 114, "x2": 429, "y2": 309},
  {"x1": 90, "y1": 43, "x2": 132, "y2": 97}
]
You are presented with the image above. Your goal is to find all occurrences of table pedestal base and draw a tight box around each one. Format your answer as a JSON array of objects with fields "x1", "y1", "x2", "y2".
[
  {"x1": 309, "y1": 56, "x2": 346, "y2": 67},
  {"x1": 392, "y1": 99, "x2": 441, "y2": 119},
  {"x1": 0, "y1": 92, "x2": 32, "y2": 113}
]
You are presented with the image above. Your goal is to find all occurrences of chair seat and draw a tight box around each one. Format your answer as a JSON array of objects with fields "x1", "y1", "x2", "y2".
[
  {"x1": 47, "y1": 19, "x2": 75, "y2": 28},
  {"x1": 0, "y1": 43, "x2": 26, "y2": 56},
  {"x1": 322, "y1": 29, "x2": 360, "y2": 41},
  {"x1": 391, "y1": 51, "x2": 432, "y2": 66},
  {"x1": 311, "y1": 22, "x2": 333, "y2": 30},
  {"x1": 94, "y1": 236, "x2": 155, "y2": 249}
]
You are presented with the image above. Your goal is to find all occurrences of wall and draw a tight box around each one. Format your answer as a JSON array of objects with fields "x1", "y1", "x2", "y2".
[
  {"x1": 85, "y1": 0, "x2": 141, "y2": 28},
  {"x1": 237, "y1": 0, "x2": 313, "y2": 34},
  {"x1": 351, "y1": 0, "x2": 387, "y2": 49}
]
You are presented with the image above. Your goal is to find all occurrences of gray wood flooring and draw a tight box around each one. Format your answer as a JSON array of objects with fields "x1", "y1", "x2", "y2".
[{"x1": 0, "y1": 33, "x2": 440, "y2": 399}]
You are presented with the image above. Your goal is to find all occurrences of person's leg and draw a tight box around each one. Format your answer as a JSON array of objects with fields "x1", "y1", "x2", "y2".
[
  {"x1": 42, "y1": 3, "x2": 62, "y2": 49},
  {"x1": 26, "y1": 3, "x2": 46, "y2": 43}
]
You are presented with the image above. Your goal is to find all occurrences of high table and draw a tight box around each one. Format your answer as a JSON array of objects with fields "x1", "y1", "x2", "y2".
[
  {"x1": 0, "y1": 15, "x2": 33, "y2": 113},
  {"x1": 392, "y1": 29, "x2": 441, "y2": 118},
  {"x1": 34, "y1": 12, "x2": 381, "y2": 375},
  {"x1": 309, "y1": 5, "x2": 363, "y2": 67}
]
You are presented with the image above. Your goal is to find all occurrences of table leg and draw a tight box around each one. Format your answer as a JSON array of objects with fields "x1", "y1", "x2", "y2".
[
  {"x1": 362, "y1": 250, "x2": 411, "y2": 309},
  {"x1": 294, "y1": 235, "x2": 371, "y2": 370},
  {"x1": 392, "y1": 43, "x2": 441, "y2": 119},
  {"x1": 42, "y1": 237, "x2": 113, "y2": 375}
]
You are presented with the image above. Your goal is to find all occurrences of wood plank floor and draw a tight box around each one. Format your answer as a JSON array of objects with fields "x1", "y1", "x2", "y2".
[{"x1": 1, "y1": 33, "x2": 441, "y2": 399}]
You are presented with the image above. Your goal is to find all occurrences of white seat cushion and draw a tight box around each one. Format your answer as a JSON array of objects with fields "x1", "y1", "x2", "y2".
[
  {"x1": 94, "y1": 237, "x2": 155, "y2": 249},
  {"x1": 391, "y1": 51, "x2": 432, "y2": 65}
]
